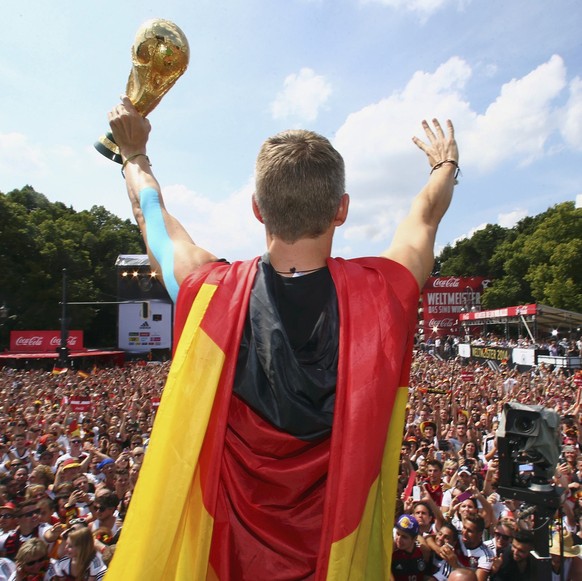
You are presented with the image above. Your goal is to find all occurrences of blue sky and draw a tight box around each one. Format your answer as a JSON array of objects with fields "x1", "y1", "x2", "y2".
[{"x1": 1, "y1": 0, "x2": 580, "y2": 261}]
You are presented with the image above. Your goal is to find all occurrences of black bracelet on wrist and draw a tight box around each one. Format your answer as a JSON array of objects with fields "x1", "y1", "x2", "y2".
[
  {"x1": 430, "y1": 159, "x2": 461, "y2": 184},
  {"x1": 121, "y1": 153, "x2": 151, "y2": 178}
]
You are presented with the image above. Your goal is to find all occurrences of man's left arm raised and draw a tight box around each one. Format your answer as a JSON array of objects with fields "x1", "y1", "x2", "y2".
[{"x1": 383, "y1": 119, "x2": 459, "y2": 289}]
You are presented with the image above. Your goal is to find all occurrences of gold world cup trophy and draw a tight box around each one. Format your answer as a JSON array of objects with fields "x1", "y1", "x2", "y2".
[{"x1": 95, "y1": 18, "x2": 190, "y2": 164}]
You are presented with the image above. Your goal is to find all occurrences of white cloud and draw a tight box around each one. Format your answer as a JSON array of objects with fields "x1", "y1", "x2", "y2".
[
  {"x1": 4, "y1": 55, "x2": 579, "y2": 264},
  {"x1": 0, "y1": 132, "x2": 46, "y2": 178},
  {"x1": 434, "y1": 207, "x2": 532, "y2": 255},
  {"x1": 361, "y1": 0, "x2": 464, "y2": 18},
  {"x1": 560, "y1": 76, "x2": 582, "y2": 150},
  {"x1": 333, "y1": 56, "x2": 473, "y2": 253},
  {"x1": 0, "y1": 133, "x2": 90, "y2": 203},
  {"x1": 270, "y1": 68, "x2": 332, "y2": 122},
  {"x1": 331, "y1": 54, "x2": 577, "y2": 255},
  {"x1": 163, "y1": 179, "x2": 264, "y2": 261},
  {"x1": 497, "y1": 208, "x2": 528, "y2": 228},
  {"x1": 451, "y1": 223, "x2": 487, "y2": 246},
  {"x1": 463, "y1": 55, "x2": 568, "y2": 170},
  {"x1": 436, "y1": 209, "x2": 528, "y2": 251},
  {"x1": 480, "y1": 63, "x2": 498, "y2": 78}
]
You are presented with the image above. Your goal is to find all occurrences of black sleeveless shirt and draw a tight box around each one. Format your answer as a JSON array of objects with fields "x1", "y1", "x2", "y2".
[{"x1": 233, "y1": 255, "x2": 338, "y2": 440}]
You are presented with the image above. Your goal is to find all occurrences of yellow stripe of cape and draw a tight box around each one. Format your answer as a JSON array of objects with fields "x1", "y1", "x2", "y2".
[{"x1": 106, "y1": 257, "x2": 417, "y2": 580}]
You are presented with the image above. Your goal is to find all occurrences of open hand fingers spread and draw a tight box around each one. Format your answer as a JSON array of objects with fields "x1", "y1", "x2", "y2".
[
  {"x1": 412, "y1": 119, "x2": 441, "y2": 150},
  {"x1": 432, "y1": 119, "x2": 445, "y2": 140},
  {"x1": 419, "y1": 118, "x2": 455, "y2": 143},
  {"x1": 413, "y1": 118, "x2": 458, "y2": 172},
  {"x1": 412, "y1": 135, "x2": 429, "y2": 152},
  {"x1": 422, "y1": 119, "x2": 437, "y2": 143}
]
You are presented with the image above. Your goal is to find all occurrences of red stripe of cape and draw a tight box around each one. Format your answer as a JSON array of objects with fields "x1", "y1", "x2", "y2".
[{"x1": 171, "y1": 256, "x2": 418, "y2": 579}]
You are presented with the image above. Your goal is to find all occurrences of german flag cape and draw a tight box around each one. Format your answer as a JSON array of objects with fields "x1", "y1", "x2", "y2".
[{"x1": 106, "y1": 256, "x2": 418, "y2": 581}]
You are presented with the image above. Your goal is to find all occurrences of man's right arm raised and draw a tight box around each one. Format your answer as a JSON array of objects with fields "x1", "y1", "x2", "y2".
[{"x1": 108, "y1": 97, "x2": 217, "y2": 302}]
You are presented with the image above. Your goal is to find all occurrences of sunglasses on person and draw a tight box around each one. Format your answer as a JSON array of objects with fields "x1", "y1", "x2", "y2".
[
  {"x1": 494, "y1": 532, "x2": 513, "y2": 541},
  {"x1": 61, "y1": 517, "x2": 89, "y2": 539},
  {"x1": 0, "y1": 513, "x2": 15, "y2": 519},
  {"x1": 20, "y1": 509, "x2": 41, "y2": 518},
  {"x1": 24, "y1": 556, "x2": 47, "y2": 567},
  {"x1": 93, "y1": 504, "x2": 107, "y2": 512},
  {"x1": 71, "y1": 439, "x2": 82, "y2": 444}
]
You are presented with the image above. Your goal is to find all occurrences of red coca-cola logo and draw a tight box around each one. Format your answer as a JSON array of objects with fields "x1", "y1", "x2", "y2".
[
  {"x1": 10, "y1": 330, "x2": 84, "y2": 353},
  {"x1": 432, "y1": 277, "x2": 461, "y2": 288},
  {"x1": 49, "y1": 336, "x2": 79, "y2": 346},
  {"x1": 428, "y1": 318, "x2": 456, "y2": 328},
  {"x1": 15, "y1": 336, "x2": 43, "y2": 346}
]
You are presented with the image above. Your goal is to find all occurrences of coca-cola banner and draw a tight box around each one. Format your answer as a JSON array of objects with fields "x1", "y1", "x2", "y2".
[
  {"x1": 422, "y1": 277, "x2": 489, "y2": 336},
  {"x1": 10, "y1": 331, "x2": 84, "y2": 353}
]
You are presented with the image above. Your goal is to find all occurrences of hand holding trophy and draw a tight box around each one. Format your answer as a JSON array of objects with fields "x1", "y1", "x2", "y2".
[{"x1": 95, "y1": 19, "x2": 189, "y2": 163}]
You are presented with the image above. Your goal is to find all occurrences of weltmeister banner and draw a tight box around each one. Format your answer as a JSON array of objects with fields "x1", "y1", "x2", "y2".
[
  {"x1": 470, "y1": 345, "x2": 511, "y2": 362},
  {"x1": 422, "y1": 276, "x2": 488, "y2": 336}
]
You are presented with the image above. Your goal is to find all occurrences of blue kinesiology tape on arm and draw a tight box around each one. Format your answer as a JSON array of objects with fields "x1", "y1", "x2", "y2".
[{"x1": 139, "y1": 187, "x2": 179, "y2": 303}]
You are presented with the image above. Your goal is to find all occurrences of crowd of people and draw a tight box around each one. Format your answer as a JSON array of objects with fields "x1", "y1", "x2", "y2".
[
  {"x1": 394, "y1": 351, "x2": 582, "y2": 580},
  {"x1": 420, "y1": 333, "x2": 582, "y2": 360},
  {"x1": 0, "y1": 348, "x2": 581, "y2": 579},
  {"x1": 0, "y1": 362, "x2": 168, "y2": 580}
]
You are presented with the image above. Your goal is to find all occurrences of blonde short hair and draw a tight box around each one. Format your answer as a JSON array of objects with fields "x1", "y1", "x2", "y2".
[
  {"x1": 255, "y1": 129, "x2": 345, "y2": 243},
  {"x1": 15, "y1": 537, "x2": 47, "y2": 567}
]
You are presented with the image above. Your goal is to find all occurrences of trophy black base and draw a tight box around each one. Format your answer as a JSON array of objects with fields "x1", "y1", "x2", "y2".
[{"x1": 94, "y1": 131, "x2": 123, "y2": 164}]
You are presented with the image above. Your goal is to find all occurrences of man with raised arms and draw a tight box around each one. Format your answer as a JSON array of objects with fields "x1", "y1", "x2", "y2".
[{"x1": 105, "y1": 96, "x2": 459, "y2": 580}]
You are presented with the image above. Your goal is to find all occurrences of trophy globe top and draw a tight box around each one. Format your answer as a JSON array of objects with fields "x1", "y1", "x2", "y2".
[{"x1": 127, "y1": 18, "x2": 190, "y2": 117}]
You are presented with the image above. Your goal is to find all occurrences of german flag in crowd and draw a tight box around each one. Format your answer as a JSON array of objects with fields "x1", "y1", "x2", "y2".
[{"x1": 107, "y1": 256, "x2": 418, "y2": 580}]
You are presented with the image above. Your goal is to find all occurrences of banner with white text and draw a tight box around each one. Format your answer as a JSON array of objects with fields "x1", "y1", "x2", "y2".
[
  {"x1": 10, "y1": 330, "x2": 84, "y2": 353},
  {"x1": 422, "y1": 276, "x2": 489, "y2": 337}
]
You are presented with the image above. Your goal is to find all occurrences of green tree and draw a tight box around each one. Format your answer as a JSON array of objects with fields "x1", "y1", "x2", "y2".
[
  {"x1": 436, "y1": 202, "x2": 582, "y2": 312},
  {"x1": 0, "y1": 186, "x2": 144, "y2": 348},
  {"x1": 522, "y1": 203, "x2": 582, "y2": 311},
  {"x1": 437, "y1": 224, "x2": 508, "y2": 278}
]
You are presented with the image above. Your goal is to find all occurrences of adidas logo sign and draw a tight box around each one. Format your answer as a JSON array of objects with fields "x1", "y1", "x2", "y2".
[{"x1": 140, "y1": 321, "x2": 151, "y2": 329}]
